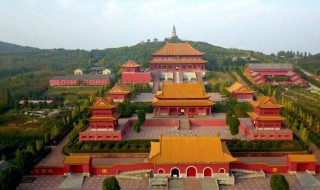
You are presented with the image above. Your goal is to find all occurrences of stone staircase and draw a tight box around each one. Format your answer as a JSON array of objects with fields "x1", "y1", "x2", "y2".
[
  {"x1": 230, "y1": 169, "x2": 265, "y2": 179},
  {"x1": 116, "y1": 169, "x2": 152, "y2": 180},
  {"x1": 152, "y1": 71, "x2": 160, "y2": 93},
  {"x1": 179, "y1": 71, "x2": 183, "y2": 83},
  {"x1": 174, "y1": 71, "x2": 180, "y2": 83},
  {"x1": 149, "y1": 174, "x2": 168, "y2": 187},
  {"x1": 179, "y1": 117, "x2": 190, "y2": 130},
  {"x1": 196, "y1": 72, "x2": 203, "y2": 82}
]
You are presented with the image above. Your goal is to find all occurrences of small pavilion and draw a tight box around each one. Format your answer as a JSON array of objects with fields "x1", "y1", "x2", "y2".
[
  {"x1": 226, "y1": 82, "x2": 255, "y2": 101},
  {"x1": 107, "y1": 83, "x2": 131, "y2": 102}
]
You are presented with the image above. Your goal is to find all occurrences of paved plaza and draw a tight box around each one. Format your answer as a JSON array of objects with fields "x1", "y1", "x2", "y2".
[
  {"x1": 17, "y1": 174, "x2": 320, "y2": 190},
  {"x1": 124, "y1": 126, "x2": 246, "y2": 140},
  {"x1": 132, "y1": 93, "x2": 154, "y2": 102}
]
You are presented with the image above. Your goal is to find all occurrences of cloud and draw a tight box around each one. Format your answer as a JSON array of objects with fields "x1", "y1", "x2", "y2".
[{"x1": 56, "y1": 0, "x2": 94, "y2": 11}]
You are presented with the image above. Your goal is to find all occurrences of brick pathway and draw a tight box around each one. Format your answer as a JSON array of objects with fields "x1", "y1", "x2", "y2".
[
  {"x1": 17, "y1": 175, "x2": 166, "y2": 190},
  {"x1": 36, "y1": 136, "x2": 68, "y2": 167}
]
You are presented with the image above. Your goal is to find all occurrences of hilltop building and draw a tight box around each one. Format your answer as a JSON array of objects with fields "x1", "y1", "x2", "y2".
[
  {"x1": 226, "y1": 82, "x2": 255, "y2": 102},
  {"x1": 245, "y1": 63, "x2": 306, "y2": 86},
  {"x1": 152, "y1": 83, "x2": 214, "y2": 117},
  {"x1": 149, "y1": 136, "x2": 236, "y2": 178},
  {"x1": 74, "y1": 67, "x2": 111, "y2": 75},
  {"x1": 240, "y1": 96, "x2": 293, "y2": 140},
  {"x1": 121, "y1": 60, "x2": 152, "y2": 83},
  {"x1": 107, "y1": 83, "x2": 131, "y2": 102}
]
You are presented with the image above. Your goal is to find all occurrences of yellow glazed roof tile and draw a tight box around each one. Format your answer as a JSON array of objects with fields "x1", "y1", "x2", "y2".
[
  {"x1": 156, "y1": 83, "x2": 210, "y2": 99},
  {"x1": 89, "y1": 97, "x2": 117, "y2": 109},
  {"x1": 64, "y1": 156, "x2": 91, "y2": 164},
  {"x1": 247, "y1": 112, "x2": 286, "y2": 121},
  {"x1": 151, "y1": 42, "x2": 204, "y2": 56},
  {"x1": 249, "y1": 96, "x2": 284, "y2": 109},
  {"x1": 122, "y1": 60, "x2": 140, "y2": 68},
  {"x1": 287, "y1": 154, "x2": 317, "y2": 163},
  {"x1": 226, "y1": 82, "x2": 255, "y2": 94},
  {"x1": 149, "y1": 136, "x2": 237, "y2": 164}
]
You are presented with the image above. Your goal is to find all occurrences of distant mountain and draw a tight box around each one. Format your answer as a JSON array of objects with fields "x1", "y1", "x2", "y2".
[{"x1": 0, "y1": 41, "x2": 39, "y2": 53}]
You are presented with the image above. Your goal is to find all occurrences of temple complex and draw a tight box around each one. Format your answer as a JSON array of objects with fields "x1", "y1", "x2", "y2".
[
  {"x1": 149, "y1": 136, "x2": 237, "y2": 178},
  {"x1": 152, "y1": 83, "x2": 214, "y2": 117},
  {"x1": 226, "y1": 82, "x2": 255, "y2": 101},
  {"x1": 240, "y1": 96, "x2": 293, "y2": 140},
  {"x1": 107, "y1": 83, "x2": 131, "y2": 102}
]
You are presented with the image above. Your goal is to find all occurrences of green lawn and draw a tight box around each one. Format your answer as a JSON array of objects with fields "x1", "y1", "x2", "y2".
[{"x1": 46, "y1": 86, "x2": 101, "y2": 96}]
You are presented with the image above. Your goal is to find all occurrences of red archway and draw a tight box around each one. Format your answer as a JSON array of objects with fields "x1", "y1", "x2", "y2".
[
  {"x1": 158, "y1": 169, "x2": 165, "y2": 174},
  {"x1": 203, "y1": 168, "x2": 212, "y2": 177},
  {"x1": 186, "y1": 167, "x2": 197, "y2": 177},
  {"x1": 219, "y1": 168, "x2": 225, "y2": 173}
]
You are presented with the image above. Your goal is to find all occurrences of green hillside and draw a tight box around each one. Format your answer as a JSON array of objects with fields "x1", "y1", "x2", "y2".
[{"x1": 0, "y1": 39, "x2": 278, "y2": 101}]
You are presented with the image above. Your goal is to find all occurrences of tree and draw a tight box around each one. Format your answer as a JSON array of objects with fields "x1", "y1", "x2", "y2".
[
  {"x1": 226, "y1": 110, "x2": 233, "y2": 125},
  {"x1": 301, "y1": 128, "x2": 310, "y2": 145},
  {"x1": 133, "y1": 121, "x2": 141, "y2": 133},
  {"x1": 15, "y1": 150, "x2": 33, "y2": 175},
  {"x1": 0, "y1": 166, "x2": 23, "y2": 190},
  {"x1": 270, "y1": 174, "x2": 289, "y2": 190},
  {"x1": 137, "y1": 110, "x2": 146, "y2": 124},
  {"x1": 102, "y1": 176, "x2": 120, "y2": 190},
  {"x1": 228, "y1": 117, "x2": 240, "y2": 137}
]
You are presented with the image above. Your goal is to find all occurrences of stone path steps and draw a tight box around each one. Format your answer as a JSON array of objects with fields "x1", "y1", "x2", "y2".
[
  {"x1": 179, "y1": 118, "x2": 190, "y2": 130},
  {"x1": 58, "y1": 174, "x2": 84, "y2": 189}
]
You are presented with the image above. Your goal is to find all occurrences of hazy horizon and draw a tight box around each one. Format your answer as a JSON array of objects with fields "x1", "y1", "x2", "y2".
[{"x1": 1, "y1": 0, "x2": 320, "y2": 54}]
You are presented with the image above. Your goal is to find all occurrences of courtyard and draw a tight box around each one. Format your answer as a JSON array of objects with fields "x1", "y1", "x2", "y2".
[{"x1": 123, "y1": 126, "x2": 246, "y2": 140}]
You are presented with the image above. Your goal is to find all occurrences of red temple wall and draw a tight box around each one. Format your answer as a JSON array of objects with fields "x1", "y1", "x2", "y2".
[
  {"x1": 190, "y1": 119, "x2": 227, "y2": 127},
  {"x1": 254, "y1": 108, "x2": 280, "y2": 116},
  {"x1": 153, "y1": 163, "x2": 229, "y2": 175},
  {"x1": 233, "y1": 93, "x2": 254, "y2": 99},
  {"x1": 230, "y1": 162, "x2": 289, "y2": 174},
  {"x1": 90, "y1": 121, "x2": 116, "y2": 130},
  {"x1": 79, "y1": 132, "x2": 122, "y2": 141},
  {"x1": 122, "y1": 73, "x2": 151, "y2": 83},
  {"x1": 92, "y1": 109, "x2": 115, "y2": 117},
  {"x1": 122, "y1": 67, "x2": 140, "y2": 73},
  {"x1": 32, "y1": 166, "x2": 64, "y2": 175},
  {"x1": 108, "y1": 94, "x2": 127, "y2": 100},
  {"x1": 92, "y1": 163, "x2": 154, "y2": 175},
  {"x1": 49, "y1": 79, "x2": 109, "y2": 86}
]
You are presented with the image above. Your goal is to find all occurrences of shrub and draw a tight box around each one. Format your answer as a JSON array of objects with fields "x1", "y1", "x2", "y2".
[
  {"x1": 103, "y1": 176, "x2": 120, "y2": 190},
  {"x1": 227, "y1": 141, "x2": 233, "y2": 148},
  {"x1": 106, "y1": 142, "x2": 114, "y2": 149},
  {"x1": 265, "y1": 141, "x2": 273, "y2": 148},
  {"x1": 236, "y1": 141, "x2": 243, "y2": 148},
  {"x1": 114, "y1": 143, "x2": 121, "y2": 150},
  {"x1": 97, "y1": 143, "x2": 104, "y2": 149},
  {"x1": 255, "y1": 141, "x2": 263, "y2": 148},
  {"x1": 246, "y1": 141, "x2": 253, "y2": 148},
  {"x1": 228, "y1": 117, "x2": 240, "y2": 136},
  {"x1": 133, "y1": 143, "x2": 140, "y2": 149},
  {"x1": 133, "y1": 121, "x2": 141, "y2": 133},
  {"x1": 137, "y1": 110, "x2": 146, "y2": 124},
  {"x1": 270, "y1": 174, "x2": 289, "y2": 190},
  {"x1": 124, "y1": 143, "x2": 130, "y2": 149}
]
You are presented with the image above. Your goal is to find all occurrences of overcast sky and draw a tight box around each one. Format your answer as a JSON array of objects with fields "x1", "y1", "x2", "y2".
[{"x1": 0, "y1": 0, "x2": 319, "y2": 54}]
